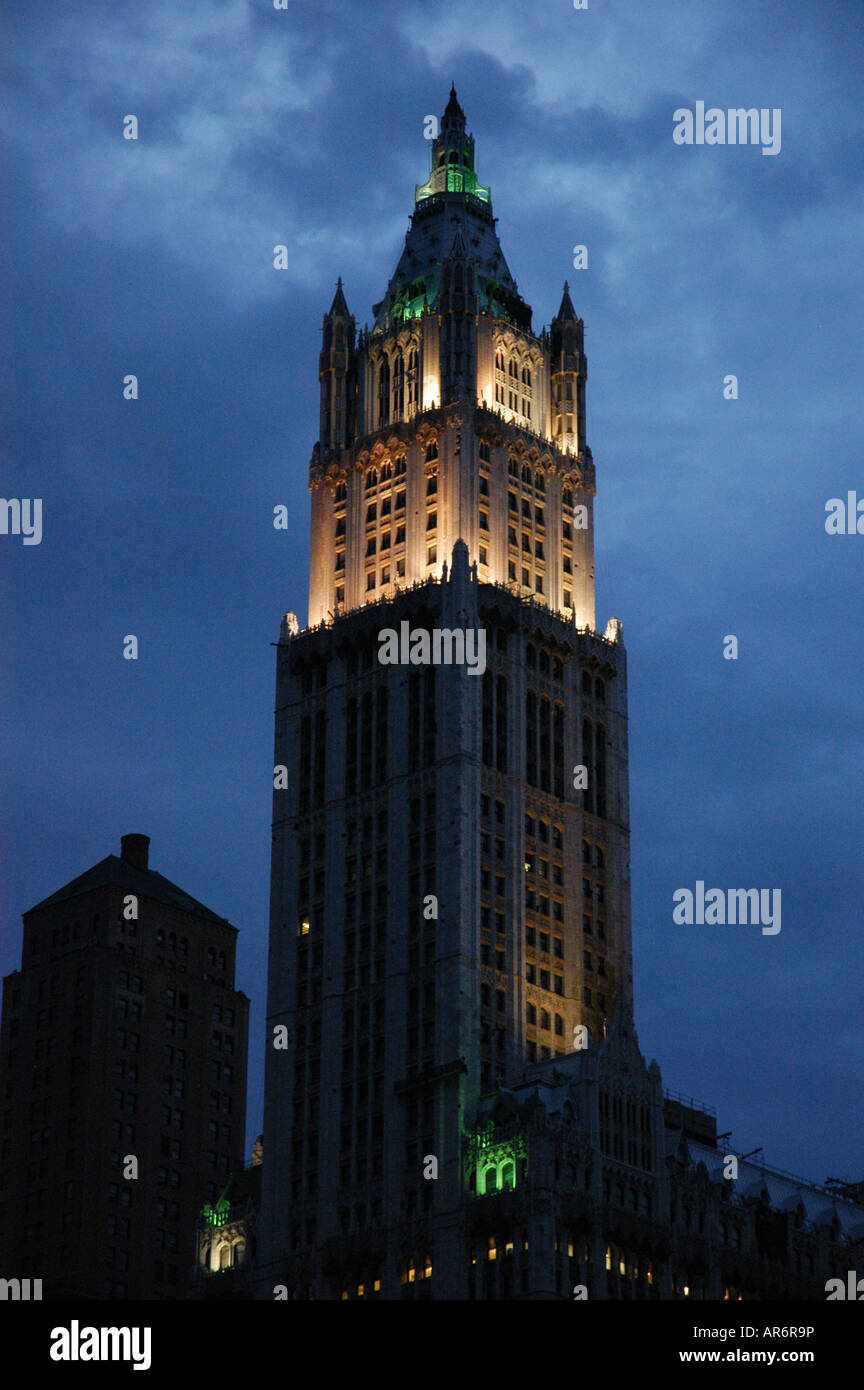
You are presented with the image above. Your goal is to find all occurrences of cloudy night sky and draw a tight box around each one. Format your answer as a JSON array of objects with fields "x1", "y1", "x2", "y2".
[{"x1": 2, "y1": 0, "x2": 862, "y2": 1187}]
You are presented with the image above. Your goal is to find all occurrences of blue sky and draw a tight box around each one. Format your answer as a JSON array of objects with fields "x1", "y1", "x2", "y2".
[{"x1": 2, "y1": 0, "x2": 863, "y2": 1187}]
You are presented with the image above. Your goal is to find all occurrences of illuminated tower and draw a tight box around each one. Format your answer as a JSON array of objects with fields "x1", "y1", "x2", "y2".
[
  {"x1": 308, "y1": 88, "x2": 596, "y2": 629},
  {"x1": 259, "y1": 89, "x2": 631, "y2": 1300}
]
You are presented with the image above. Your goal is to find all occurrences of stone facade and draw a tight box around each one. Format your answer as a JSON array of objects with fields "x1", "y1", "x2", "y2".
[
  {"x1": 256, "y1": 89, "x2": 863, "y2": 1301},
  {"x1": 258, "y1": 90, "x2": 634, "y2": 1300}
]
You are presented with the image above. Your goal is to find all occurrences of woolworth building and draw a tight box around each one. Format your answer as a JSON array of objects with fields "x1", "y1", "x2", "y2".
[{"x1": 256, "y1": 90, "x2": 862, "y2": 1301}]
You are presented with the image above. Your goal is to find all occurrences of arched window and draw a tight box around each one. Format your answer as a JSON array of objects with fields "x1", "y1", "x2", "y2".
[
  {"x1": 407, "y1": 349, "x2": 418, "y2": 409},
  {"x1": 377, "y1": 358, "x2": 390, "y2": 426},
  {"x1": 481, "y1": 1164, "x2": 497, "y2": 1195},
  {"x1": 219, "y1": 1244, "x2": 231, "y2": 1270},
  {"x1": 365, "y1": 468, "x2": 378, "y2": 491},
  {"x1": 500, "y1": 1161, "x2": 515, "y2": 1191},
  {"x1": 393, "y1": 352, "x2": 404, "y2": 417},
  {"x1": 234, "y1": 1240, "x2": 246, "y2": 1265}
]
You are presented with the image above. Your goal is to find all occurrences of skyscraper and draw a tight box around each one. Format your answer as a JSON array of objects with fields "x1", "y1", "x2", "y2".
[
  {"x1": 0, "y1": 833, "x2": 249, "y2": 1299},
  {"x1": 259, "y1": 89, "x2": 635, "y2": 1299}
]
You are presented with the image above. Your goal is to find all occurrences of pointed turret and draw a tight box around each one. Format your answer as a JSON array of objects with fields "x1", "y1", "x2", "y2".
[
  {"x1": 442, "y1": 83, "x2": 467, "y2": 137},
  {"x1": 328, "y1": 275, "x2": 349, "y2": 319},
  {"x1": 550, "y1": 281, "x2": 587, "y2": 453},
  {"x1": 554, "y1": 280, "x2": 577, "y2": 323},
  {"x1": 319, "y1": 278, "x2": 355, "y2": 453}
]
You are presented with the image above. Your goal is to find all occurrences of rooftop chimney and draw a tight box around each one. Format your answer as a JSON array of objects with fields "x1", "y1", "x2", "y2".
[{"x1": 120, "y1": 834, "x2": 150, "y2": 872}]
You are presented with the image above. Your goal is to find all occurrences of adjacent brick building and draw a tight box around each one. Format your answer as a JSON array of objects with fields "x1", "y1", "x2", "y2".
[{"x1": 0, "y1": 833, "x2": 249, "y2": 1299}]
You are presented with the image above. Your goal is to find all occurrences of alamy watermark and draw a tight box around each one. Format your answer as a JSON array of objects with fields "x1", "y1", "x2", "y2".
[
  {"x1": 0, "y1": 1277, "x2": 42, "y2": 1300},
  {"x1": 49, "y1": 1321, "x2": 151, "y2": 1371},
  {"x1": 377, "y1": 621, "x2": 486, "y2": 675},
  {"x1": 673, "y1": 103, "x2": 781, "y2": 156},
  {"x1": 825, "y1": 493, "x2": 864, "y2": 534},
  {"x1": 673, "y1": 882, "x2": 781, "y2": 935},
  {"x1": 1, "y1": 498, "x2": 42, "y2": 545},
  {"x1": 826, "y1": 1271, "x2": 864, "y2": 1300}
]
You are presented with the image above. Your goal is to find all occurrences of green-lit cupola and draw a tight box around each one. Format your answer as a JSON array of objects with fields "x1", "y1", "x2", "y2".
[
  {"x1": 415, "y1": 85, "x2": 491, "y2": 206},
  {"x1": 373, "y1": 88, "x2": 531, "y2": 333}
]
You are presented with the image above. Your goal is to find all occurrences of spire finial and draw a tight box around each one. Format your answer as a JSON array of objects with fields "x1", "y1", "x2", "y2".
[
  {"x1": 328, "y1": 277, "x2": 350, "y2": 317},
  {"x1": 443, "y1": 85, "x2": 465, "y2": 124},
  {"x1": 554, "y1": 281, "x2": 577, "y2": 323}
]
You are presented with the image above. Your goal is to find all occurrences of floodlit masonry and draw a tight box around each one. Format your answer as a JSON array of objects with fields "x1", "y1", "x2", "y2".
[
  {"x1": 259, "y1": 87, "x2": 633, "y2": 1299},
  {"x1": 255, "y1": 87, "x2": 862, "y2": 1301}
]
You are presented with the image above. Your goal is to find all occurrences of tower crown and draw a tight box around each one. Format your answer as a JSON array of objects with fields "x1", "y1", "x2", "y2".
[
  {"x1": 415, "y1": 86, "x2": 490, "y2": 209},
  {"x1": 373, "y1": 91, "x2": 528, "y2": 332},
  {"x1": 308, "y1": 88, "x2": 594, "y2": 631}
]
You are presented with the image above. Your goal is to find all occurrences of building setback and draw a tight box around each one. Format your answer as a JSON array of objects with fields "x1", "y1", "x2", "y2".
[
  {"x1": 0, "y1": 833, "x2": 249, "y2": 1299},
  {"x1": 257, "y1": 90, "x2": 863, "y2": 1300}
]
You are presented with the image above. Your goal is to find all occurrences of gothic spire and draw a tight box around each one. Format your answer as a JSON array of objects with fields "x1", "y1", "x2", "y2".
[
  {"x1": 554, "y1": 281, "x2": 577, "y2": 323},
  {"x1": 328, "y1": 276, "x2": 350, "y2": 318},
  {"x1": 442, "y1": 83, "x2": 466, "y2": 133}
]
